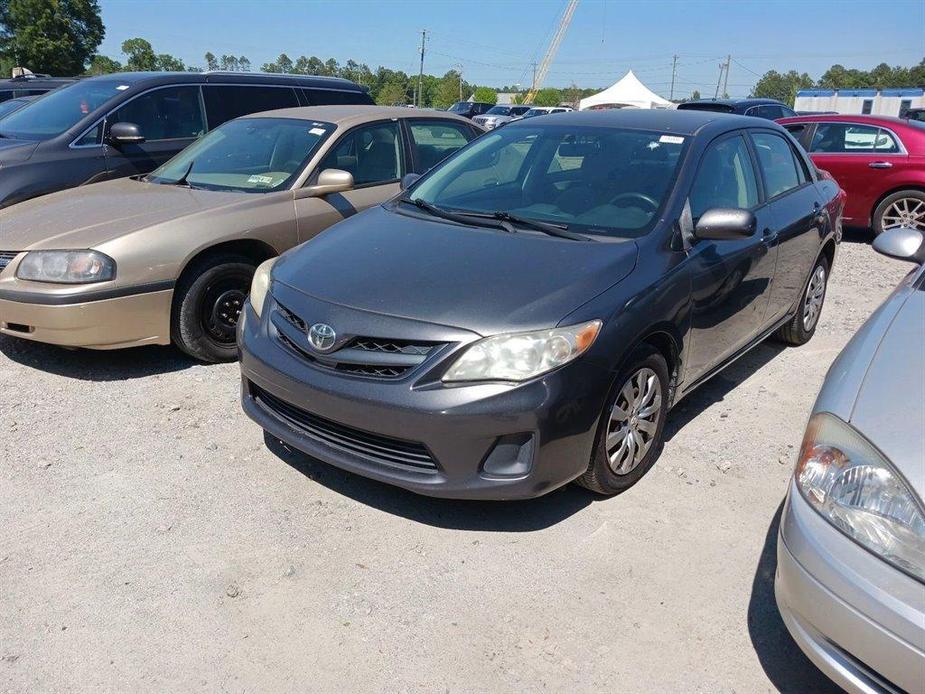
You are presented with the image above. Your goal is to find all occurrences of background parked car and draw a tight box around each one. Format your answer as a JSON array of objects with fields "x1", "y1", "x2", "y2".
[
  {"x1": 776, "y1": 226, "x2": 925, "y2": 694},
  {"x1": 678, "y1": 97, "x2": 797, "y2": 120},
  {"x1": 447, "y1": 101, "x2": 494, "y2": 119},
  {"x1": 0, "y1": 73, "x2": 76, "y2": 102},
  {"x1": 473, "y1": 104, "x2": 531, "y2": 129},
  {"x1": 0, "y1": 106, "x2": 480, "y2": 362},
  {"x1": 512, "y1": 106, "x2": 575, "y2": 122},
  {"x1": 0, "y1": 71, "x2": 373, "y2": 208},
  {"x1": 780, "y1": 114, "x2": 925, "y2": 233}
]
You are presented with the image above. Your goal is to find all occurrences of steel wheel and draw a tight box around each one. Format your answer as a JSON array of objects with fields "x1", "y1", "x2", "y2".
[
  {"x1": 200, "y1": 275, "x2": 249, "y2": 344},
  {"x1": 803, "y1": 265, "x2": 826, "y2": 331},
  {"x1": 880, "y1": 197, "x2": 925, "y2": 232},
  {"x1": 606, "y1": 367, "x2": 662, "y2": 475}
]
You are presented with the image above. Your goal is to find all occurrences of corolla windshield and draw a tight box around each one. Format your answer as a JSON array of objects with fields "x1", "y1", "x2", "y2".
[
  {"x1": 147, "y1": 117, "x2": 335, "y2": 192},
  {"x1": 0, "y1": 79, "x2": 126, "y2": 140},
  {"x1": 407, "y1": 125, "x2": 688, "y2": 237}
]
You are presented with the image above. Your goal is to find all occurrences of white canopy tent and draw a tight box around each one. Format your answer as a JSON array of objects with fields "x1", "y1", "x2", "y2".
[{"x1": 579, "y1": 71, "x2": 672, "y2": 111}]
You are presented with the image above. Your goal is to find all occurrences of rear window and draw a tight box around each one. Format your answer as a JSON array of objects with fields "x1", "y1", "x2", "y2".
[
  {"x1": 203, "y1": 85, "x2": 299, "y2": 129},
  {"x1": 678, "y1": 102, "x2": 735, "y2": 113}
]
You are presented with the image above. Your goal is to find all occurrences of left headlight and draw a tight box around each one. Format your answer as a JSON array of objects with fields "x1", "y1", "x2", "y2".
[
  {"x1": 795, "y1": 412, "x2": 925, "y2": 581},
  {"x1": 249, "y1": 257, "x2": 277, "y2": 319},
  {"x1": 16, "y1": 250, "x2": 116, "y2": 284},
  {"x1": 442, "y1": 319, "x2": 601, "y2": 383}
]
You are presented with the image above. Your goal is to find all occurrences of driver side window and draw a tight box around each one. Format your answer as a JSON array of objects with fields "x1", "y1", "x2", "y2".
[
  {"x1": 689, "y1": 135, "x2": 758, "y2": 220},
  {"x1": 318, "y1": 121, "x2": 402, "y2": 187}
]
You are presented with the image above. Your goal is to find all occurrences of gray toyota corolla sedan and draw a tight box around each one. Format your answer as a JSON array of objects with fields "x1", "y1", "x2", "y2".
[
  {"x1": 238, "y1": 109, "x2": 843, "y2": 499},
  {"x1": 776, "y1": 227, "x2": 925, "y2": 694}
]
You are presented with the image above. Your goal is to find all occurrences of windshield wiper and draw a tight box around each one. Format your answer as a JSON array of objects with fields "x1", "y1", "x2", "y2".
[
  {"x1": 399, "y1": 197, "x2": 515, "y2": 232},
  {"x1": 463, "y1": 210, "x2": 592, "y2": 241},
  {"x1": 161, "y1": 160, "x2": 199, "y2": 188}
]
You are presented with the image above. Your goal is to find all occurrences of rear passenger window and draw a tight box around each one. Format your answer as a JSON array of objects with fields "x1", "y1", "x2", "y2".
[
  {"x1": 318, "y1": 121, "x2": 402, "y2": 186},
  {"x1": 751, "y1": 132, "x2": 803, "y2": 198},
  {"x1": 408, "y1": 121, "x2": 474, "y2": 171},
  {"x1": 689, "y1": 135, "x2": 758, "y2": 219},
  {"x1": 110, "y1": 86, "x2": 205, "y2": 141},
  {"x1": 303, "y1": 88, "x2": 371, "y2": 105},
  {"x1": 203, "y1": 86, "x2": 299, "y2": 129}
]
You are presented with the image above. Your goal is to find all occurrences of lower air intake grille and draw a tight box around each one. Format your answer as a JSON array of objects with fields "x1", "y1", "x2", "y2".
[
  {"x1": 251, "y1": 383, "x2": 438, "y2": 472},
  {"x1": 0, "y1": 252, "x2": 18, "y2": 272}
]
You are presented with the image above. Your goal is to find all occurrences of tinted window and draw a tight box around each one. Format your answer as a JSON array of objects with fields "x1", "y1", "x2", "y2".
[
  {"x1": 750, "y1": 104, "x2": 784, "y2": 120},
  {"x1": 409, "y1": 125, "x2": 688, "y2": 237},
  {"x1": 861, "y1": 99, "x2": 873, "y2": 115},
  {"x1": 689, "y1": 135, "x2": 758, "y2": 219},
  {"x1": 751, "y1": 132, "x2": 802, "y2": 198},
  {"x1": 780, "y1": 106, "x2": 797, "y2": 118},
  {"x1": 810, "y1": 123, "x2": 899, "y2": 154},
  {"x1": 408, "y1": 120, "x2": 475, "y2": 171},
  {"x1": 318, "y1": 121, "x2": 402, "y2": 186},
  {"x1": 784, "y1": 124, "x2": 807, "y2": 141},
  {"x1": 448, "y1": 102, "x2": 470, "y2": 113},
  {"x1": 203, "y1": 85, "x2": 299, "y2": 129},
  {"x1": 110, "y1": 86, "x2": 205, "y2": 141},
  {"x1": 511, "y1": 106, "x2": 531, "y2": 116},
  {"x1": 303, "y1": 88, "x2": 371, "y2": 106},
  {"x1": 0, "y1": 78, "x2": 125, "y2": 140}
]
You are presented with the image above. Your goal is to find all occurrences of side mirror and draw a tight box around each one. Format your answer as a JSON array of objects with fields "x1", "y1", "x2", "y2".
[
  {"x1": 400, "y1": 173, "x2": 420, "y2": 191},
  {"x1": 872, "y1": 226, "x2": 925, "y2": 264},
  {"x1": 694, "y1": 208, "x2": 757, "y2": 240},
  {"x1": 298, "y1": 168, "x2": 354, "y2": 198},
  {"x1": 108, "y1": 121, "x2": 145, "y2": 145}
]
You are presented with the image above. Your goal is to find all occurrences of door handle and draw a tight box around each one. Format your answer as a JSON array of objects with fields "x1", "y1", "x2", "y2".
[{"x1": 868, "y1": 161, "x2": 893, "y2": 169}]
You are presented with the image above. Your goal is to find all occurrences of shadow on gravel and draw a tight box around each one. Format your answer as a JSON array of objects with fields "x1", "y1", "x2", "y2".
[
  {"x1": 747, "y1": 501, "x2": 841, "y2": 694},
  {"x1": 663, "y1": 341, "x2": 786, "y2": 442},
  {"x1": 265, "y1": 432, "x2": 594, "y2": 531},
  {"x1": 0, "y1": 335, "x2": 197, "y2": 380},
  {"x1": 841, "y1": 226, "x2": 873, "y2": 245}
]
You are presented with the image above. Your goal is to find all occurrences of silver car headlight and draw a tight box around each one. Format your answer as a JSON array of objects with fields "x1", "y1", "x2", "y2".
[
  {"x1": 249, "y1": 257, "x2": 277, "y2": 319},
  {"x1": 795, "y1": 412, "x2": 925, "y2": 581},
  {"x1": 442, "y1": 320, "x2": 601, "y2": 383},
  {"x1": 16, "y1": 250, "x2": 115, "y2": 284}
]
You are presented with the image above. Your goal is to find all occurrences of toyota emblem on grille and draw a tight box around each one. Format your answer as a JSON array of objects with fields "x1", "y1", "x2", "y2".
[{"x1": 307, "y1": 323, "x2": 336, "y2": 352}]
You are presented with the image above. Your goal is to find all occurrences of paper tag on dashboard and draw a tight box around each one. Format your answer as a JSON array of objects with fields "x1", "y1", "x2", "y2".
[{"x1": 659, "y1": 135, "x2": 684, "y2": 144}]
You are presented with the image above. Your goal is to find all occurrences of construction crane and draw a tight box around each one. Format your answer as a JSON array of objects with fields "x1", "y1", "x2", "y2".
[{"x1": 523, "y1": 0, "x2": 579, "y2": 105}]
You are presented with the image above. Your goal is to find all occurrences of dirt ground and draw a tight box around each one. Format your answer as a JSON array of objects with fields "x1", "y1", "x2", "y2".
[{"x1": 0, "y1": 233, "x2": 912, "y2": 693}]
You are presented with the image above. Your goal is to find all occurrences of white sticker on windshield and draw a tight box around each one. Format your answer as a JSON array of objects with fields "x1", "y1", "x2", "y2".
[
  {"x1": 309, "y1": 127, "x2": 326, "y2": 136},
  {"x1": 116, "y1": 85, "x2": 130, "y2": 91},
  {"x1": 247, "y1": 174, "x2": 275, "y2": 185},
  {"x1": 659, "y1": 135, "x2": 684, "y2": 144}
]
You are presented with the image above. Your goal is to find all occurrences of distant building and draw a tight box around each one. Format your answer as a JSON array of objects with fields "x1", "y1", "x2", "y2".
[{"x1": 794, "y1": 87, "x2": 924, "y2": 117}]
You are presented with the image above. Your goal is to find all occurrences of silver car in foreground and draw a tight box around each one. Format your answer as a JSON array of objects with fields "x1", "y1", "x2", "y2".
[{"x1": 776, "y1": 226, "x2": 925, "y2": 694}]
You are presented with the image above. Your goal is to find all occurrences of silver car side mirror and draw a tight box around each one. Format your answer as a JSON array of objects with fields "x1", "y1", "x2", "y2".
[
  {"x1": 872, "y1": 226, "x2": 925, "y2": 264},
  {"x1": 297, "y1": 169, "x2": 354, "y2": 198}
]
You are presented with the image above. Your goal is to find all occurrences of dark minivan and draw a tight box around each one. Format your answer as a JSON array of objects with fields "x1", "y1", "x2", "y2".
[
  {"x1": 678, "y1": 98, "x2": 797, "y2": 120},
  {"x1": 239, "y1": 109, "x2": 843, "y2": 500},
  {"x1": 0, "y1": 71, "x2": 373, "y2": 207},
  {"x1": 447, "y1": 101, "x2": 495, "y2": 119}
]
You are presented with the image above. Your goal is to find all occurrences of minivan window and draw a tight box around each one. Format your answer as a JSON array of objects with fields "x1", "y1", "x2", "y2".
[
  {"x1": 408, "y1": 125, "x2": 688, "y2": 237},
  {"x1": 303, "y1": 88, "x2": 370, "y2": 105},
  {"x1": 0, "y1": 79, "x2": 125, "y2": 140},
  {"x1": 109, "y1": 86, "x2": 204, "y2": 141},
  {"x1": 146, "y1": 117, "x2": 334, "y2": 192},
  {"x1": 203, "y1": 85, "x2": 299, "y2": 129}
]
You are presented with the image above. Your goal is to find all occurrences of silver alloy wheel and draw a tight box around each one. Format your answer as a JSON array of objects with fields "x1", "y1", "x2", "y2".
[
  {"x1": 606, "y1": 367, "x2": 662, "y2": 475},
  {"x1": 881, "y1": 197, "x2": 925, "y2": 232},
  {"x1": 803, "y1": 265, "x2": 826, "y2": 331}
]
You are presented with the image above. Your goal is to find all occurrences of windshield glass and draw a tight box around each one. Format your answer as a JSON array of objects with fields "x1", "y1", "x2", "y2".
[
  {"x1": 147, "y1": 117, "x2": 334, "y2": 192},
  {"x1": 408, "y1": 124, "x2": 688, "y2": 237},
  {"x1": 486, "y1": 106, "x2": 512, "y2": 116},
  {"x1": 448, "y1": 102, "x2": 469, "y2": 113},
  {"x1": 0, "y1": 79, "x2": 126, "y2": 140},
  {"x1": 0, "y1": 98, "x2": 30, "y2": 119},
  {"x1": 524, "y1": 109, "x2": 547, "y2": 117}
]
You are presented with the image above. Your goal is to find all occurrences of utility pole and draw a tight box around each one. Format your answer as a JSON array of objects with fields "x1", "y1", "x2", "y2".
[
  {"x1": 714, "y1": 60, "x2": 724, "y2": 99},
  {"x1": 722, "y1": 54, "x2": 731, "y2": 98},
  {"x1": 532, "y1": 62, "x2": 537, "y2": 92},
  {"x1": 417, "y1": 29, "x2": 426, "y2": 108},
  {"x1": 669, "y1": 54, "x2": 678, "y2": 101}
]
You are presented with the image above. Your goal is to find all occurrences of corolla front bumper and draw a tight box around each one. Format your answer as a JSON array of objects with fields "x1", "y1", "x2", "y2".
[
  {"x1": 237, "y1": 294, "x2": 612, "y2": 500},
  {"x1": 775, "y1": 483, "x2": 925, "y2": 693}
]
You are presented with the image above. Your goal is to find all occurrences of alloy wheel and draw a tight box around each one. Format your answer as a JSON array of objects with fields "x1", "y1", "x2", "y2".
[
  {"x1": 881, "y1": 197, "x2": 925, "y2": 232},
  {"x1": 803, "y1": 265, "x2": 826, "y2": 331},
  {"x1": 606, "y1": 367, "x2": 662, "y2": 475}
]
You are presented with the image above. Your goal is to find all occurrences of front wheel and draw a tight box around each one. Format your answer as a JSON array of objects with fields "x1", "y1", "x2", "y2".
[
  {"x1": 774, "y1": 256, "x2": 829, "y2": 346},
  {"x1": 576, "y1": 345, "x2": 669, "y2": 496},
  {"x1": 172, "y1": 254, "x2": 257, "y2": 363}
]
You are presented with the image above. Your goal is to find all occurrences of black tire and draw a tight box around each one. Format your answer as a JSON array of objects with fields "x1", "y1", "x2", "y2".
[
  {"x1": 872, "y1": 190, "x2": 925, "y2": 235},
  {"x1": 576, "y1": 345, "x2": 669, "y2": 496},
  {"x1": 774, "y1": 255, "x2": 829, "y2": 346},
  {"x1": 171, "y1": 253, "x2": 257, "y2": 363}
]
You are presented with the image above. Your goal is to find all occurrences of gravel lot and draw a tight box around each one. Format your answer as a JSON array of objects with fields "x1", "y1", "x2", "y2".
[{"x1": 0, "y1": 234, "x2": 912, "y2": 693}]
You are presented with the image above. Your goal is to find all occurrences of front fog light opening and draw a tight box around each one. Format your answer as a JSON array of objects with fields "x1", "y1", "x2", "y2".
[{"x1": 481, "y1": 433, "x2": 535, "y2": 478}]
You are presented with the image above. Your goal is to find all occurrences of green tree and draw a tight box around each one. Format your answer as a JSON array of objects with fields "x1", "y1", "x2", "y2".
[
  {"x1": 238, "y1": 56, "x2": 250, "y2": 72},
  {"x1": 204, "y1": 51, "x2": 218, "y2": 71},
  {"x1": 121, "y1": 38, "x2": 157, "y2": 71},
  {"x1": 434, "y1": 69, "x2": 464, "y2": 108},
  {"x1": 86, "y1": 54, "x2": 121, "y2": 75},
  {"x1": 472, "y1": 86, "x2": 496, "y2": 104},
  {"x1": 376, "y1": 80, "x2": 407, "y2": 106},
  {"x1": 155, "y1": 53, "x2": 184, "y2": 71},
  {"x1": 0, "y1": 0, "x2": 105, "y2": 74},
  {"x1": 219, "y1": 54, "x2": 238, "y2": 71},
  {"x1": 532, "y1": 87, "x2": 562, "y2": 106},
  {"x1": 691, "y1": 90, "x2": 701, "y2": 100},
  {"x1": 752, "y1": 69, "x2": 813, "y2": 105}
]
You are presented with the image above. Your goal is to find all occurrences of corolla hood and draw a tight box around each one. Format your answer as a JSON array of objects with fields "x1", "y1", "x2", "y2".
[
  {"x1": 273, "y1": 205, "x2": 638, "y2": 335},
  {"x1": 0, "y1": 137, "x2": 39, "y2": 163},
  {"x1": 0, "y1": 177, "x2": 244, "y2": 250}
]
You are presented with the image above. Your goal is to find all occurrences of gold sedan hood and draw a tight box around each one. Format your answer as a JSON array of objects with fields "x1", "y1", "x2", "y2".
[{"x1": 0, "y1": 178, "x2": 245, "y2": 251}]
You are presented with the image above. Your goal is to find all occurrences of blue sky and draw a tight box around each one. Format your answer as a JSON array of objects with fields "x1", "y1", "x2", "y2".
[{"x1": 97, "y1": 0, "x2": 924, "y2": 97}]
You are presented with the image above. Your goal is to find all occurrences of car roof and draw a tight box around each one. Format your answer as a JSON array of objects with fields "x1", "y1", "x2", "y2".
[
  {"x1": 242, "y1": 104, "x2": 475, "y2": 127},
  {"x1": 514, "y1": 107, "x2": 766, "y2": 136},
  {"x1": 78, "y1": 71, "x2": 367, "y2": 91},
  {"x1": 684, "y1": 98, "x2": 782, "y2": 107}
]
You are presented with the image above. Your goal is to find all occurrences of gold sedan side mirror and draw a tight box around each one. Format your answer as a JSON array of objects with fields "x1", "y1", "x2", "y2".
[{"x1": 296, "y1": 169, "x2": 354, "y2": 199}]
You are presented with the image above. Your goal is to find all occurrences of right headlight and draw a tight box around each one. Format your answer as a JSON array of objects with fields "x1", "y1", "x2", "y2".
[
  {"x1": 795, "y1": 412, "x2": 925, "y2": 581},
  {"x1": 16, "y1": 250, "x2": 115, "y2": 284},
  {"x1": 249, "y1": 257, "x2": 277, "y2": 319}
]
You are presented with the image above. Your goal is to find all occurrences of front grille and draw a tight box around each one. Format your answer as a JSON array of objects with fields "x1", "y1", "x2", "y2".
[
  {"x1": 251, "y1": 384, "x2": 438, "y2": 472},
  {"x1": 0, "y1": 251, "x2": 18, "y2": 272},
  {"x1": 273, "y1": 302, "x2": 445, "y2": 380}
]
